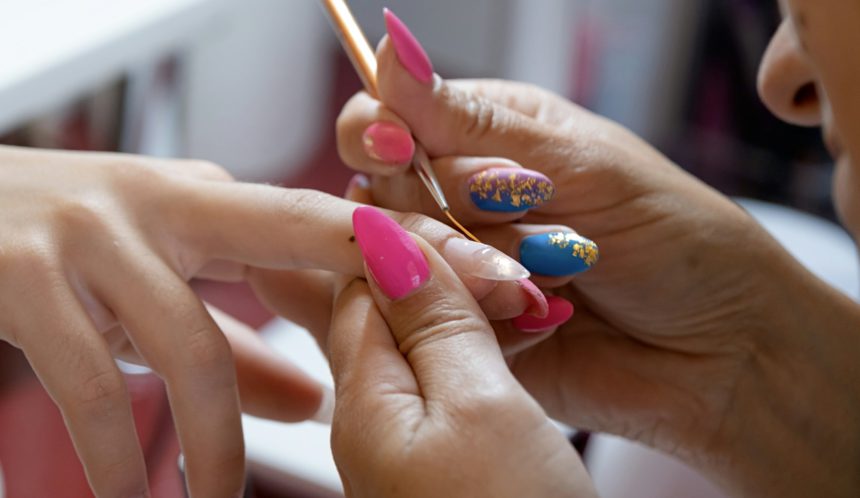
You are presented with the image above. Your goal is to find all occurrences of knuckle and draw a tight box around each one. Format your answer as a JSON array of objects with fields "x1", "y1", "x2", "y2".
[
  {"x1": 53, "y1": 197, "x2": 113, "y2": 236},
  {"x1": 7, "y1": 239, "x2": 55, "y2": 277},
  {"x1": 394, "y1": 297, "x2": 486, "y2": 356},
  {"x1": 396, "y1": 211, "x2": 444, "y2": 237},
  {"x1": 444, "y1": 84, "x2": 504, "y2": 142},
  {"x1": 0, "y1": 241, "x2": 61, "y2": 344},
  {"x1": 178, "y1": 323, "x2": 233, "y2": 372},
  {"x1": 73, "y1": 367, "x2": 127, "y2": 416},
  {"x1": 106, "y1": 158, "x2": 170, "y2": 189},
  {"x1": 462, "y1": 96, "x2": 498, "y2": 139},
  {"x1": 183, "y1": 159, "x2": 234, "y2": 182},
  {"x1": 275, "y1": 188, "x2": 335, "y2": 232}
]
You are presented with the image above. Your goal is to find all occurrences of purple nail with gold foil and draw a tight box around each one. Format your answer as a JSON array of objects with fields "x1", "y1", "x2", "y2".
[{"x1": 468, "y1": 168, "x2": 555, "y2": 212}]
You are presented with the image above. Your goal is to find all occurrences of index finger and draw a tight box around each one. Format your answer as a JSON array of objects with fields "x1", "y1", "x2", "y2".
[{"x1": 167, "y1": 181, "x2": 544, "y2": 320}]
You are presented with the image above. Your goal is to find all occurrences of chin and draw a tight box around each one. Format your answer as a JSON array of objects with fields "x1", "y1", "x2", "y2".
[{"x1": 832, "y1": 155, "x2": 860, "y2": 238}]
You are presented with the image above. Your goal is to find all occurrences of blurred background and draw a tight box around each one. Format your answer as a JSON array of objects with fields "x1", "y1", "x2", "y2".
[
  {"x1": 0, "y1": 0, "x2": 832, "y2": 215},
  {"x1": 0, "y1": 0, "x2": 837, "y2": 497}
]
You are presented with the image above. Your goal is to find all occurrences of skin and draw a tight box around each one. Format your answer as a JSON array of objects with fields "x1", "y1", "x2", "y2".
[
  {"x1": 329, "y1": 239, "x2": 596, "y2": 498},
  {"x1": 325, "y1": 7, "x2": 860, "y2": 496},
  {"x1": 0, "y1": 145, "x2": 535, "y2": 497},
  {"x1": 760, "y1": 0, "x2": 860, "y2": 233}
]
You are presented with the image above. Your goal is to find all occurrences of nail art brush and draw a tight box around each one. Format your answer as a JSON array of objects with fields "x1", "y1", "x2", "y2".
[{"x1": 318, "y1": 0, "x2": 481, "y2": 242}]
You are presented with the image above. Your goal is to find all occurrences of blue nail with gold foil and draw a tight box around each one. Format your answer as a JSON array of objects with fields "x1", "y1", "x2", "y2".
[
  {"x1": 468, "y1": 168, "x2": 555, "y2": 212},
  {"x1": 519, "y1": 232, "x2": 599, "y2": 276}
]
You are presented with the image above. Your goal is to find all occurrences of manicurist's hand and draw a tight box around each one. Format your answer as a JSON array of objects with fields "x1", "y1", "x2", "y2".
[
  {"x1": 0, "y1": 145, "x2": 540, "y2": 498},
  {"x1": 336, "y1": 10, "x2": 860, "y2": 497},
  {"x1": 328, "y1": 206, "x2": 596, "y2": 498}
]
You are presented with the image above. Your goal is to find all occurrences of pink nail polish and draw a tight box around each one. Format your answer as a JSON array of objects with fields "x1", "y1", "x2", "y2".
[
  {"x1": 362, "y1": 122, "x2": 416, "y2": 164},
  {"x1": 383, "y1": 8, "x2": 434, "y2": 84},
  {"x1": 512, "y1": 296, "x2": 574, "y2": 333},
  {"x1": 353, "y1": 206, "x2": 430, "y2": 300},
  {"x1": 518, "y1": 279, "x2": 549, "y2": 318}
]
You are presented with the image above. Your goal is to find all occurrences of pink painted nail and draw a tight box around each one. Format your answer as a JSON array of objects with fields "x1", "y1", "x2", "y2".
[
  {"x1": 512, "y1": 296, "x2": 574, "y2": 333},
  {"x1": 353, "y1": 206, "x2": 430, "y2": 300},
  {"x1": 518, "y1": 279, "x2": 549, "y2": 318},
  {"x1": 363, "y1": 122, "x2": 416, "y2": 164},
  {"x1": 383, "y1": 8, "x2": 434, "y2": 84}
]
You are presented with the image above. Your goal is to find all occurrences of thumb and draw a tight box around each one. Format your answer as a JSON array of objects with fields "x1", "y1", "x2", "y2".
[
  {"x1": 378, "y1": 9, "x2": 554, "y2": 166},
  {"x1": 351, "y1": 206, "x2": 514, "y2": 398}
]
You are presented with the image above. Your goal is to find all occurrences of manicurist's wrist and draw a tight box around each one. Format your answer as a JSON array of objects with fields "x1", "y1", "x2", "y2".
[{"x1": 708, "y1": 254, "x2": 860, "y2": 497}]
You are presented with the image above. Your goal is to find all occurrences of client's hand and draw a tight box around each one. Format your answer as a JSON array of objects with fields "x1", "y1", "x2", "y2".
[
  {"x1": 334, "y1": 11, "x2": 860, "y2": 497},
  {"x1": 328, "y1": 206, "x2": 596, "y2": 498},
  {"x1": 0, "y1": 145, "x2": 539, "y2": 498}
]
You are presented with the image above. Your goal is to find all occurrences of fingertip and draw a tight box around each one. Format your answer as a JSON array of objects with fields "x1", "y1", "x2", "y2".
[
  {"x1": 337, "y1": 89, "x2": 416, "y2": 175},
  {"x1": 381, "y1": 8, "x2": 434, "y2": 85},
  {"x1": 352, "y1": 206, "x2": 430, "y2": 301},
  {"x1": 512, "y1": 296, "x2": 574, "y2": 333},
  {"x1": 311, "y1": 385, "x2": 335, "y2": 425},
  {"x1": 344, "y1": 173, "x2": 372, "y2": 202},
  {"x1": 518, "y1": 278, "x2": 549, "y2": 319},
  {"x1": 362, "y1": 121, "x2": 415, "y2": 166}
]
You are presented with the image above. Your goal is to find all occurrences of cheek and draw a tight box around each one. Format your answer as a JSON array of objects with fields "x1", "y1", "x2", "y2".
[{"x1": 832, "y1": 156, "x2": 860, "y2": 236}]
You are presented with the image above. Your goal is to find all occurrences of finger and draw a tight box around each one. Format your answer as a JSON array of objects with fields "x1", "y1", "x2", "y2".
[
  {"x1": 89, "y1": 257, "x2": 245, "y2": 498},
  {"x1": 100, "y1": 304, "x2": 335, "y2": 424},
  {"x1": 370, "y1": 156, "x2": 555, "y2": 226},
  {"x1": 336, "y1": 92, "x2": 415, "y2": 175},
  {"x1": 343, "y1": 173, "x2": 374, "y2": 205},
  {"x1": 122, "y1": 153, "x2": 236, "y2": 183},
  {"x1": 328, "y1": 275, "x2": 419, "y2": 412},
  {"x1": 494, "y1": 319, "x2": 558, "y2": 357},
  {"x1": 10, "y1": 281, "x2": 148, "y2": 497},
  {"x1": 327, "y1": 273, "x2": 424, "y2": 470},
  {"x1": 374, "y1": 31, "x2": 562, "y2": 176},
  {"x1": 246, "y1": 268, "x2": 334, "y2": 344},
  {"x1": 155, "y1": 158, "x2": 235, "y2": 182},
  {"x1": 446, "y1": 79, "x2": 588, "y2": 125},
  {"x1": 352, "y1": 206, "x2": 516, "y2": 400},
  {"x1": 170, "y1": 181, "x2": 539, "y2": 320},
  {"x1": 208, "y1": 306, "x2": 332, "y2": 424},
  {"x1": 471, "y1": 223, "x2": 600, "y2": 287},
  {"x1": 349, "y1": 166, "x2": 539, "y2": 308}
]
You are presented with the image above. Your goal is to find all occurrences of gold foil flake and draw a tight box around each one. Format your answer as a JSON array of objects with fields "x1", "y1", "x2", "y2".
[
  {"x1": 469, "y1": 170, "x2": 554, "y2": 207},
  {"x1": 548, "y1": 232, "x2": 599, "y2": 266}
]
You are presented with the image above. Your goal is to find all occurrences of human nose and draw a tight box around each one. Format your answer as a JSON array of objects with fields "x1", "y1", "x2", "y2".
[{"x1": 757, "y1": 19, "x2": 822, "y2": 127}]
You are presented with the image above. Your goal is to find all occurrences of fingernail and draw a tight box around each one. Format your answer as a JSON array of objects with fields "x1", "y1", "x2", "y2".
[
  {"x1": 443, "y1": 238, "x2": 530, "y2": 281},
  {"x1": 518, "y1": 278, "x2": 549, "y2": 318},
  {"x1": 363, "y1": 121, "x2": 415, "y2": 164},
  {"x1": 345, "y1": 173, "x2": 370, "y2": 198},
  {"x1": 512, "y1": 296, "x2": 574, "y2": 333},
  {"x1": 519, "y1": 232, "x2": 599, "y2": 277},
  {"x1": 311, "y1": 386, "x2": 335, "y2": 425},
  {"x1": 383, "y1": 8, "x2": 434, "y2": 84},
  {"x1": 353, "y1": 206, "x2": 430, "y2": 300},
  {"x1": 468, "y1": 168, "x2": 555, "y2": 212}
]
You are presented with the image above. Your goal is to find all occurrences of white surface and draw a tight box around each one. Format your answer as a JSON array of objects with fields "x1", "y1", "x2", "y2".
[
  {"x1": 587, "y1": 435, "x2": 727, "y2": 498},
  {"x1": 0, "y1": 0, "x2": 227, "y2": 134},
  {"x1": 243, "y1": 319, "x2": 342, "y2": 496},
  {"x1": 587, "y1": 199, "x2": 858, "y2": 497}
]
